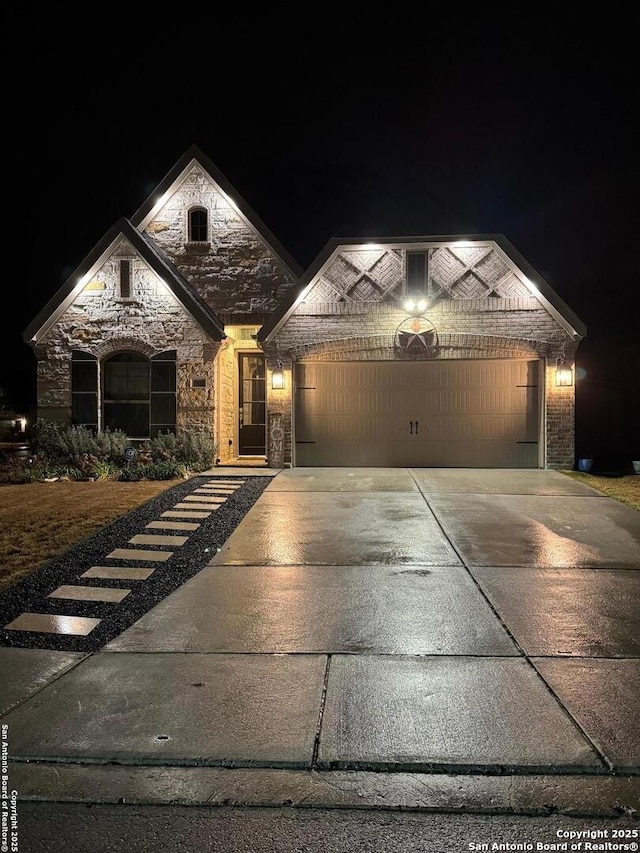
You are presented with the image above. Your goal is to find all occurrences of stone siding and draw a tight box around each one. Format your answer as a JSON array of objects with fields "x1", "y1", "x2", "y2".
[
  {"x1": 144, "y1": 166, "x2": 297, "y2": 320},
  {"x1": 34, "y1": 243, "x2": 220, "y2": 443}
]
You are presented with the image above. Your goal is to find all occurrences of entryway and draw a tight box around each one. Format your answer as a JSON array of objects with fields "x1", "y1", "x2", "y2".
[{"x1": 238, "y1": 353, "x2": 266, "y2": 456}]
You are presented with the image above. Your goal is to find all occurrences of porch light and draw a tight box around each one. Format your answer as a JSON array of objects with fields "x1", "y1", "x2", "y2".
[
  {"x1": 403, "y1": 298, "x2": 428, "y2": 313},
  {"x1": 271, "y1": 363, "x2": 285, "y2": 390},
  {"x1": 555, "y1": 358, "x2": 574, "y2": 387}
]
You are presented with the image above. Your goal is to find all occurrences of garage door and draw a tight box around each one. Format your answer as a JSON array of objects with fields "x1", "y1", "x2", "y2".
[{"x1": 294, "y1": 359, "x2": 541, "y2": 467}]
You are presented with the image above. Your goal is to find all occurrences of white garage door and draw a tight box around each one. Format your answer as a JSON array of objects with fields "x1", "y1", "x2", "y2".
[{"x1": 294, "y1": 359, "x2": 541, "y2": 467}]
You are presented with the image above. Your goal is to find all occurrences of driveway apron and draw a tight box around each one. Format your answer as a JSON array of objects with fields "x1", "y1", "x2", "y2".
[{"x1": 2, "y1": 467, "x2": 639, "y2": 816}]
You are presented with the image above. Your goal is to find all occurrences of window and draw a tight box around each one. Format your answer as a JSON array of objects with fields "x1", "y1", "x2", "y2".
[
  {"x1": 406, "y1": 251, "x2": 428, "y2": 295},
  {"x1": 188, "y1": 208, "x2": 208, "y2": 242},
  {"x1": 71, "y1": 351, "x2": 98, "y2": 429},
  {"x1": 150, "y1": 351, "x2": 177, "y2": 437},
  {"x1": 102, "y1": 351, "x2": 176, "y2": 438},
  {"x1": 119, "y1": 259, "x2": 132, "y2": 298}
]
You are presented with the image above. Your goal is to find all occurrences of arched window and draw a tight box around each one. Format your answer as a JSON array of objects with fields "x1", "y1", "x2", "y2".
[
  {"x1": 188, "y1": 207, "x2": 208, "y2": 242},
  {"x1": 102, "y1": 351, "x2": 176, "y2": 438}
]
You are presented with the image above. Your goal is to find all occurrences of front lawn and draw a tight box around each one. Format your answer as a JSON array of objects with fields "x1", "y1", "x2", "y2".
[{"x1": 562, "y1": 471, "x2": 640, "y2": 511}]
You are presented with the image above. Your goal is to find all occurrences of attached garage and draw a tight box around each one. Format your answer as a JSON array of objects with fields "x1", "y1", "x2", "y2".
[
  {"x1": 259, "y1": 236, "x2": 587, "y2": 471},
  {"x1": 294, "y1": 359, "x2": 541, "y2": 468}
]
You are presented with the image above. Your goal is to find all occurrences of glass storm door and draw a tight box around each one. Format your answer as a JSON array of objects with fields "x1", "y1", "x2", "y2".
[{"x1": 238, "y1": 354, "x2": 266, "y2": 455}]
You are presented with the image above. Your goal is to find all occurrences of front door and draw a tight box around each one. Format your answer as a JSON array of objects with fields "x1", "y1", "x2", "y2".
[{"x1": 238, "y1": 354, "x2": 266, "y2": 455}]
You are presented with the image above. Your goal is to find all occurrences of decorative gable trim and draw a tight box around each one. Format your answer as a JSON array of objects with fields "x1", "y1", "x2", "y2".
[{"x1": 257, "y1": 235, "x2": 587, "y2": 344}]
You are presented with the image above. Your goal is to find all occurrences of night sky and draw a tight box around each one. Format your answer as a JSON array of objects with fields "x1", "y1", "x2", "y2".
[{"x1": 8, "y1": 13, "x2": 639, "y2": 466}]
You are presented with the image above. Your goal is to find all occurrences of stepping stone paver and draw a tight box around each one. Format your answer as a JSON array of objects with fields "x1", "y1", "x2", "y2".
[
  {"x1": 47, "y1": 585, "x2": 131, "y2": 603},
  {"x1": 183, "y1": 495, "x2": 226, "y2": 503},
  {"x1": 107, "y1": 548, "x2": 173, "y2": 562},
  {"x1": 146, "y1": 521, "x2": 200, "y2": 531},
  {"x1": 4, "y1": 613, "x2": 101, "y2": 636},
  {"x1": 162, "y1": 510, "x2": 211, "y2": 519},
  {"x1": 128, "y1": 534, "x2": 189, "y2": 546},
  {"x1": 81, "y1": 567, "x2": 156, "y2": 580},
  {"x1": 173, "y1": 503, "x2": 220, "y2": 511}
]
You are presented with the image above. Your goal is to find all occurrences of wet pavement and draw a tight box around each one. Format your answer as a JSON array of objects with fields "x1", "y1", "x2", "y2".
[{"x1": 2, "y1": 467, "x2": 639, "y2": 827}]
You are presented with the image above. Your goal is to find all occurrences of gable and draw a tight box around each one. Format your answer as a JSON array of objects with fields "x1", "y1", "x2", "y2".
[
  {"x1": 258, "y1": 236, "x2": 587, "y2": 342},
  {"x1": 24, "y1": 219, "x2": 224, "y2": 345},
  {"x1": 131, "y1": 146, "x2": 302, "y2": 320}
]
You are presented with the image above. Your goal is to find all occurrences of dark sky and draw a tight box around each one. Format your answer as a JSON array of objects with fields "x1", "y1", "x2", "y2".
[{"x1": 8, "y1": 13, "x2": 639, "y2": 460}]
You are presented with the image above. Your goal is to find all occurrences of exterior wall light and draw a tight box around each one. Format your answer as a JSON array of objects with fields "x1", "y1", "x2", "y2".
[
  {"x1": 271, "y1": 363, "x2": 285, "y2": 389},
  {"x1": 555, "y1": 358, "x2": 574, "y2": 387},
  {"x1": 403, "y1": 298, "x2": 428, "y2": 313}
]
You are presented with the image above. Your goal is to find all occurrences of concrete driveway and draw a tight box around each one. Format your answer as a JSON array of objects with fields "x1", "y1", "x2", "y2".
[{"x1": 3, "y1": 467, "x2": 639, "y2": 818}]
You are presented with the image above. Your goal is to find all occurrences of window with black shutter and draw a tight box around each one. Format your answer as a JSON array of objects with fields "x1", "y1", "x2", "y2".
[
  {"x1": 71, "y1": 351, "x2": 98, "y2": 430},
  {"x1": 103, "y1": 352, "x2": 150, "y2": 438},
  {"x1": 150, "y1": 351, "x2": 177, "y2": 437}
]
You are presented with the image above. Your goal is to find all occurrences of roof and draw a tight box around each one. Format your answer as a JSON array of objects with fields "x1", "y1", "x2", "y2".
[
  {"x1": 23, "y1": 218, "x2": 226, "y2": 344},
  {"x1": 257, "y1": 233, "x2": 588, "y2": 343},
  {"x1": 131, "y1": 144, "x2": 304, "y2": 280}
]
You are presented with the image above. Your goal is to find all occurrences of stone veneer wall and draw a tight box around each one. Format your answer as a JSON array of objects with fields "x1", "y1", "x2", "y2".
[
  {"x1": 265, "y1": 280, "x2": 580, "y2": 470},
  {"x1": 34, "y1": 241, "x2": 220, "y2": 443},
  {"x1": 143, "y1": 166, "x2": 297, "y2": 319}
]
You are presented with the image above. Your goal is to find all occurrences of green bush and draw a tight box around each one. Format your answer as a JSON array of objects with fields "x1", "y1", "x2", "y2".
[
  {"x1": 0, "y1": 420, "x2": 217, "y2": 484},
  {"x1": 91, "y1": 460, "x2": 121, "y2": 480},
  {"x1": 140, "y1": 460, "x2": 188, "y2": 480},
  {"x1": 118, "y1": 464, "x2": 144, "y2": 482},
  {"x1": 150, "y1": 430, "x2": 216, "y2": 471},
  {"x1": 95, "y1": 429, "x2": 130, "y2": 464}
]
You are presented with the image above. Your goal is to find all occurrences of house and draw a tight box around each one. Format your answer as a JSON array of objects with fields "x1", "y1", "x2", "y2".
[{"x1": 23, "y1": 145, "x2": 586, "y2": 470}]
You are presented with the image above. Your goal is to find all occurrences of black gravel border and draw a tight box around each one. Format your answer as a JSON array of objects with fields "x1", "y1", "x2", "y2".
[{"x1": 0, "y1": 476, "x2": 272, "y2": 653}]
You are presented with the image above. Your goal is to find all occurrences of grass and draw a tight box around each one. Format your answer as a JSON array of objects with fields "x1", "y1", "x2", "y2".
[
  {"x1": 0, "y1": 478, "x2": 184, "y2": 594},
  {"x1": 561, "y1": 471, "x2": 640, "y2": 511}
]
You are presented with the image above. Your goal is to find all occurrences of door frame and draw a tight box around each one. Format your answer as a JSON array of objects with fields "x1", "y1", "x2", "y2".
[{"x1": 237, "y1": 351, "x2": 266, "y2": 457}]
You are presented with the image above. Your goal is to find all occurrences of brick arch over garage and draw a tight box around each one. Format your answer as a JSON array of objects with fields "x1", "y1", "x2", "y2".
[{"x1": 281, "y1": 332, "x2": 561, "y2": 362}]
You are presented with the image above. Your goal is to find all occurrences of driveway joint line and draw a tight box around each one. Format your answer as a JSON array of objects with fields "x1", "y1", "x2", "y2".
[
  {"x1": 311, "y1": 654, "x2": 331, "y2": 768},
  {"x1": 406, "y1": 468, "x2": 528, "y2": 659}
]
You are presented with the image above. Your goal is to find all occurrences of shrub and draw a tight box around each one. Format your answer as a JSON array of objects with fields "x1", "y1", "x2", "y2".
[
  {"x1": 118, "y1": 463, "x2": 145, "y2": 482},
  {"x1": 0, "y1": 420, "x2": 217, "y2": 484},
  {"x1": 150, "y1": 430, "x2": 216, "y2": 471},
  {"x1": 91, "y1": 460, "x2": 121, "y2": 480},
  {"x1": 95, "y1": 429, "x2": 130, "y2": 464},
  {"x1": 141, "y1": 460, "x2": 188, "y2": 480},
  {"x1": 29, "y1": 420, "x2": 65, "y2": 465}
]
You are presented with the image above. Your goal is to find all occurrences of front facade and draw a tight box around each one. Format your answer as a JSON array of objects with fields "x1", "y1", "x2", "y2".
[{"x1": 24, "y1": 146, "x2": 586, "y2": 470}]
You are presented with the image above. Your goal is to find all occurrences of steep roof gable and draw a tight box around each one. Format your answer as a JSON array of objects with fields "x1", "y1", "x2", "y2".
[
  {"x1": 258, "y1": 234, "x2": 587, "y2": 343},
  {"x1": 131, "y1": 144, "x2": 303, "y2": 280},
  {"x1": 23, "y1": 218, "x2": 225, "y2": 344}
]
